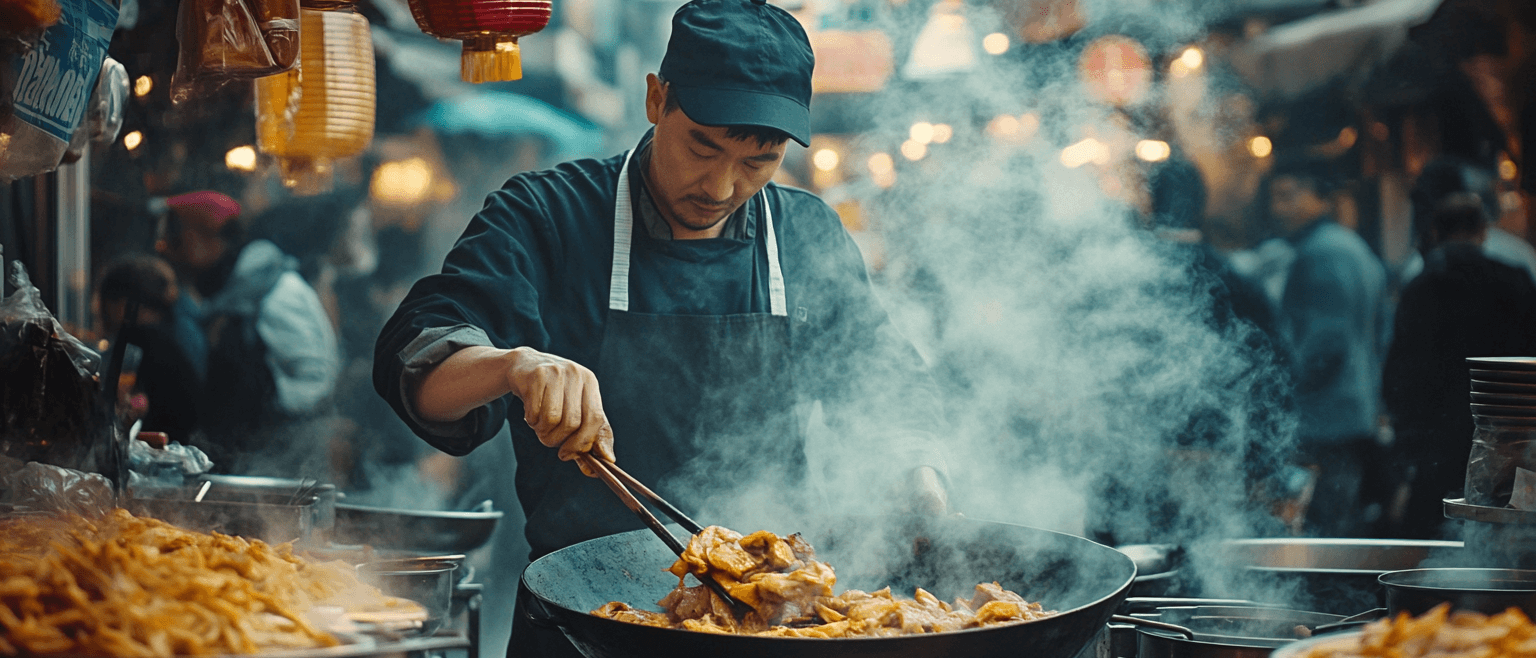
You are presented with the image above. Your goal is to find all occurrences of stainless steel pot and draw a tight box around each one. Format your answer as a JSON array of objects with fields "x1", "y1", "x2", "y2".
[
  {"x1": 358, "y1": 556, "x2": 463, "y2": 635},
  {"x1": 1379, "y1": 568, "x2": 1536, "y2": 616},
  {"x1": 1207, "y1": 539, "x2": 1465, "y2": 615}
]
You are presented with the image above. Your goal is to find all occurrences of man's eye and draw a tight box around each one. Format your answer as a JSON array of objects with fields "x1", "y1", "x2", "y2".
[{"x1": 690, "y1": 149, "x2": 712, "y2": 159}]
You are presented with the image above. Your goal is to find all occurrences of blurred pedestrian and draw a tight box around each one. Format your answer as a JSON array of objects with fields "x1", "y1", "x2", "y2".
[
  {"x1": 1400, "y1": 157, "x2": 1536, "y2": 286},
  {"x1": 1268, "y1": 161, "x2": 1388, "y2": 537},
  {"x1": 1382, "y1": 194, "x2": 1536, "y2": 538},
  {"x1": 95, "y1": 254, "x2": 203, "y2": 443},
  {"x1": 156, "y1": 190, "x2": 340, "y2": 476}
]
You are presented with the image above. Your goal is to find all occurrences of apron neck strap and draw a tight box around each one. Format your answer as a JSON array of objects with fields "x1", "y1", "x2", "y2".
[{"x1": 609, "y1": 149, "x2": 787, "y2": 317}]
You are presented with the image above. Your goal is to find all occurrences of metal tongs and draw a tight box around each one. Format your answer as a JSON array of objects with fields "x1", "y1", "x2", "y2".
[{"x1": 575, "y1": 454, "x2": 754, "y2": 616}]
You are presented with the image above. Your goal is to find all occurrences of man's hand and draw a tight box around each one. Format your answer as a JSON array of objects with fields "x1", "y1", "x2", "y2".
[
  {"x1": 905, "y1": 466, "x2": 948, "y2": 515},
  {"x1": 505, "y1": 347, "x2": 616, "y2": 476}
]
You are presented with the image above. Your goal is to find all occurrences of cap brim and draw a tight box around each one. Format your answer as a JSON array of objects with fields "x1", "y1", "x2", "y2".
[{"x1": 671, "y1": 85, "x2": 811, "y2": 147}]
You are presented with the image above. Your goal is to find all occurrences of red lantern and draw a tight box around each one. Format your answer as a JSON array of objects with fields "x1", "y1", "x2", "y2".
[{"x1": 409, "y1": 0, "x2": 552, "y2": 83}]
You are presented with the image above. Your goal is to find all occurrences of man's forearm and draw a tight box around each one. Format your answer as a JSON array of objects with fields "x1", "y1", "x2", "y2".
[{"x1": 411, "y1": 346, "x2": 517, "y2": 423}]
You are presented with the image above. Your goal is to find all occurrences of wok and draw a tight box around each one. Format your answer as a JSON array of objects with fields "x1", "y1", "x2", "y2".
[
  {"x1": 520, "y1": 515, "x2": 1135, "y2": 658},
  {"x1": 332, "y1": 501, "x2": 503, "y2": 553}
]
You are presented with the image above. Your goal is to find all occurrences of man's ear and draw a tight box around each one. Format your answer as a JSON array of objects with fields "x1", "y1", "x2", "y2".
[{"x1": 644, "y1": 73, "x2": 665, "y2": 126}]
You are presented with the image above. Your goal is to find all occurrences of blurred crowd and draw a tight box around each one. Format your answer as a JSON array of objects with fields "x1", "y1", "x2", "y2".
[{"x1": 1135, "y1": 151, "x2": 1536, "y2": 542}]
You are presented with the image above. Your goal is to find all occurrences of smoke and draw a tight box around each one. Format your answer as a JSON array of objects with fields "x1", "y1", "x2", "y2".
[{"x1": 659, "y1": 0, "x2": 1301, "y2": 604}]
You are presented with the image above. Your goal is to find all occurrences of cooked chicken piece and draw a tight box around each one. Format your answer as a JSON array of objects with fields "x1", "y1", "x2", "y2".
[
  {"x1": 786, "y1": 533, "x2": 816, "y2": 562},
  {"x1": 595, "y1": 527, "x2": 1057, "y2": 637},
  {"x1": 680, "y1": 614, "x2": 738, "y2": 634},
  {"x1": 814, "y1": 601, "x2": 845, "y2": 623},
  {"x1": 592, "y1": 602, "x2": 672, "y2": 627},
  {"x1": 739, "y1": 530, "x2": 798, "y2": 573},
  {"x1": 968, "y1": 581, "x2": 1028, "y2": 609}
]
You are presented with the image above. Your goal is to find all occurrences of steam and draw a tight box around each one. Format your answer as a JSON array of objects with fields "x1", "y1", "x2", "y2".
[{"x1": 659, "y1": 0, "x2": 1299, "y2": 605}]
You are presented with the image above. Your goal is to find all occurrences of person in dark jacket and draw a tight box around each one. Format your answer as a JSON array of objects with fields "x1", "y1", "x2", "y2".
[
  {"x1": 1268, "y1": 162, "x2": 1388, "y2": 537},
  {"x1": 1382, "y1": 194, "x2": 1536, "y2": 538},
  {"x1": 96, "y1": 254, "x2": 203, "y2": 443},
  {"x1": 373, "y1": 2, "x2": 948, "y2": 655}
]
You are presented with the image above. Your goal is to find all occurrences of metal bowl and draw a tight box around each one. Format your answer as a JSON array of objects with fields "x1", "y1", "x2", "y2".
[{"x1": 357, "y1": 556, "x2": 462, "y2": 635}]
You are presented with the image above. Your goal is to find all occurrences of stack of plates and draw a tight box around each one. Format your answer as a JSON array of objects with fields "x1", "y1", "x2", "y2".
[{"x1": 1467, "y1": 357, "x2": 1536, "y2": 424}]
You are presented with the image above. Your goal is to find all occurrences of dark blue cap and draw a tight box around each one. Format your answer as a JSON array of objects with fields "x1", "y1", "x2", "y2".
[{"x1": 659, "y1": 0, "x2": 814, "y2": 147}]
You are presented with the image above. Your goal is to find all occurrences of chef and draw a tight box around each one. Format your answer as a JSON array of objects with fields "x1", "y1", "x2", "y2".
[{"x1": 374, "y1": 0, "x2": 948, "y2": 653}]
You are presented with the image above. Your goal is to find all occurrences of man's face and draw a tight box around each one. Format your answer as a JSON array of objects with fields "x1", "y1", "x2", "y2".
[
  {"x1": 644, "y1": 75, "x2": 787, "y2": 237},
  {"x1": 1268, "y1": 175, "x2": 1327, "y2": 233}
]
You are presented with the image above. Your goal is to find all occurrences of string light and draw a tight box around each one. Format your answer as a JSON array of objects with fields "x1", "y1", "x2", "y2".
[
  {"x1": 1134, "y1": 140, "x2": 1170, "y2": 162},
  {"x1": 225, "y1": 145, "x2": 257, "y2": 171},
  {"x1": 813, "y1": 148, "x2": 840, "y2": 172},
  {"x1": 133, "y1": 76, "x2": 153, "y2": 97},
  {"x1": 1247, "y1": 136, "x2": 1272, "y2": 158},
  {"x1": 123, "y1": 131, "x2": 143, "y2": 151},
  {"x1": 982, "y1": 32, "x2": 1009, "y2": 55},
  {"x1": 910, "y1": 122, "x2": 935, "y2": 144}
]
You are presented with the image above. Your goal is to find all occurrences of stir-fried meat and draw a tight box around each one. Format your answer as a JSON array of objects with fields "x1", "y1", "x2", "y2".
[{"x1": 593, "y1": 525, "x2": 1056, "y2": 637}]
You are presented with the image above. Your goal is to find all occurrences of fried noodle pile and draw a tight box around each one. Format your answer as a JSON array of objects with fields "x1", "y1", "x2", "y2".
[
  {"x1": 1302, "y1": 603, "x2": 1536, "y2": 658},
  {"x1": 0, "y1": 508, "x2": 414, "y2": 656},
  {"x1": 593, "y1": 525, "x2": 1055, "y2": 637}
]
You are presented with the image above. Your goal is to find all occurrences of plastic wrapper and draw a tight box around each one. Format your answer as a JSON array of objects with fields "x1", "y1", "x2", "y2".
[
  {"x1": 0, "y1": 262, "x2": 118, "y2": 478},
  {"x1": 128, "y1": 438, "x2": 212, "y2": 487},
  {"x1": 0, "y1": 457, "x2": 114, "y2": 517},
  {"x1": 1463, "y1": 416, "x2": 1536, "y2": 508},
  {"x1": 0, "y1": 0, "x2": 117, "y2": 179},
  {"x1": 169, "y1": 0, "x2": 300, "y2": 105},
  {"x1": 61, "y1": 55, "x2": 127, "y2": 164}
]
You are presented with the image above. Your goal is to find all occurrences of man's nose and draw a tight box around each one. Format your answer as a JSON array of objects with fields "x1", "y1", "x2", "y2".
[{"x1": 702, "y1": 165, "x2": 737, "y2": 203}]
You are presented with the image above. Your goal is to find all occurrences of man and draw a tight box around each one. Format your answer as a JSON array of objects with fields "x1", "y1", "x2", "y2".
[
  {"x1": 1400, "y1": 158, "x2": 1536, "y2": 286},
  {"x1": 373, "y1": 1, "x2": 946, "y2": 654},
  {"x1": 95, "y1": 254, "x2": 204, "y2": 444},
  {"x1": 157, "y1": 191, "x2": 340, "y2": 476},
  {"x1": 1383, "y1": 194, "x2": 1536, "y2": 538},
  {"x1": 1267, "y1": 162, "x2": 1387, "y2": 537}
]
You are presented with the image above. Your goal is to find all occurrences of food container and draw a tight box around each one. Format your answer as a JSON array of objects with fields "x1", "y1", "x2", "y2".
[
  {"x1": 1378, "y1": 568, "x2": 1536, "y2": 616},
  {"x1": 358, "y1": 556, "x2": 462, "y2": 635}
]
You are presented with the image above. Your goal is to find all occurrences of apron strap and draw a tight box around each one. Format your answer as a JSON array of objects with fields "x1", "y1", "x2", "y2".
[
  {"x1": 610, "y1": 148, "x2": 787, "y2": 317},
  {"x1": 609, "y1": 149, "x2": 638, "y2": 312},
  {"x1": 761, "y1": 193, "x2": 786, "y2": 317}
]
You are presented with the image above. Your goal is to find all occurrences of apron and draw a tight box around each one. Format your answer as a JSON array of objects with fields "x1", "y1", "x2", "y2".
[{"x1": 512, "y1": 149, "x2": 804, "y2": 657}]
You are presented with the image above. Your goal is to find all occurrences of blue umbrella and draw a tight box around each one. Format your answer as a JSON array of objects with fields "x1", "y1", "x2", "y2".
[{"x1": 417, "y1": 91, "x2": 606, "y2": 161}]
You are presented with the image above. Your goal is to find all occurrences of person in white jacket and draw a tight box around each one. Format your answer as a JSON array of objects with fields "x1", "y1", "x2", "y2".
[{"x1": 157, "y1": 190, "x2": 339, "y2": 476}]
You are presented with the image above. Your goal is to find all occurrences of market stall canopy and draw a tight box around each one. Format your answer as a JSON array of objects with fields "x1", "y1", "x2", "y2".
[
  {"x1": 416, "y1": 91, "x2": 604, "y2": 161},
  {"x1": 1231, "y1": 0, "x2": 1444, "y2": 99}
]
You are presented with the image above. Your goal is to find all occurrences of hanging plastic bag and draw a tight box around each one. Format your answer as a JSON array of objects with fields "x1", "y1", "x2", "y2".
[
  {"x1": 61, "y1": 55, "x2": 127, "y2": 164},
  {"x1": 0, "y1": 457, "x2": 114, "y2": 517},
  {"x1": 0, "y1": 0, "x2": 118, "y2": 179},
  {"x1": 0, "y1": 262, "x2": 117, "y2": 477},
  {"x1": 168, "y1": 0, "x2": 300, "y2": 105}
]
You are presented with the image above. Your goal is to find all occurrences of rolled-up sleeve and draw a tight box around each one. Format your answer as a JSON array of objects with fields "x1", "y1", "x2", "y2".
[
  {"x1": 374, "y1": 178, "x2": 560, "y2": 457},
  {"x1": 396, "y1": 325, "x2": 495, "y2": 439}
]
